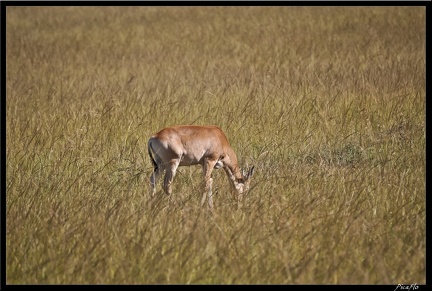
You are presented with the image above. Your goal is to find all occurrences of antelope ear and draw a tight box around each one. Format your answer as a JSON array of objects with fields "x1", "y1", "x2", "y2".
[
  {"x1": 249, "y1": 166, "x2": 255, "y2": 177},
  {"x1": 242, "y1": 169, "x2": 246, "y2": 177}
]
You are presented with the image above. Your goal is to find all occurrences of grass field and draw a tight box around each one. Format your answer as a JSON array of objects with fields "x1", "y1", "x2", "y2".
[{"x1": 6, "y1": 6, "x2": 425, "y2": 284}]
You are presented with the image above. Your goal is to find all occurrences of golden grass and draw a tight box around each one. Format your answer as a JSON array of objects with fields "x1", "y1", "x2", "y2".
[{"x1": 6, "y1": 6, "x2": 425, "y2": 284}]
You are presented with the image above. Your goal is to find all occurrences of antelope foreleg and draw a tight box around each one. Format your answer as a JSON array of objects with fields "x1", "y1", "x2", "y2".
[
  {"x1": 202, "y1": 159, "x2": 217, "y2": 208},
  {"x1": 202, "y1": 177, "x2": 214, "y2": 209}
]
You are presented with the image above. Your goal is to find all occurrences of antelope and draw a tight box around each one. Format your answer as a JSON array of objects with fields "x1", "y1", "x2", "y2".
[{"x1": 147, "y1": 125, "x2": 255, "y2": 208}]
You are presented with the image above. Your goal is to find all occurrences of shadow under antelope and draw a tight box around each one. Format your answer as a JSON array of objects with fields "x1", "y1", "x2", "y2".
[{"x1": 147, "y1": 125, "x2": 255, "y2": 209}]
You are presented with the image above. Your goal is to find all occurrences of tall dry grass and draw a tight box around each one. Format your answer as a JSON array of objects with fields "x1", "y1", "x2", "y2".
[{"x1": 6, "y1": 6, "x2": 425, "y2": 284}]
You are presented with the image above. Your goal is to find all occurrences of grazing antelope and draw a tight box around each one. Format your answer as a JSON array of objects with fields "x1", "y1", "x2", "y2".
[{"x1": 147, "y1": 125, "x2": 255, "y2": 208}]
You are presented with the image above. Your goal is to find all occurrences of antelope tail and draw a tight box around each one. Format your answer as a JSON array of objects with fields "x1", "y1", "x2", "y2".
[{"x1": 148, "y1": 140, "x2": 158, "y2": 171}]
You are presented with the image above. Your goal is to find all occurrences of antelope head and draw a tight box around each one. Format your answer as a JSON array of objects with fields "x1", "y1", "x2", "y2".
[{"x1": 232, "y1": 166, "x2": 255, "y2": 199}]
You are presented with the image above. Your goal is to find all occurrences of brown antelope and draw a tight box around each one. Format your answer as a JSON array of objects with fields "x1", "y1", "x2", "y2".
[{"x1": 147, "y1": 125, "x2": 254, "y2": 208}]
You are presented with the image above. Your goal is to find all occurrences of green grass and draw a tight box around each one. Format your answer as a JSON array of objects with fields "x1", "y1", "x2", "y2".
[{"x1": 6, "y1": 6, "x2": 425, "y2": 284}]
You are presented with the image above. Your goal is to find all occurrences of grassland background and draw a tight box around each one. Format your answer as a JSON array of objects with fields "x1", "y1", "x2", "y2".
[{"x1": 6, "y1": 6, "x2": 425, "y2": 284}]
